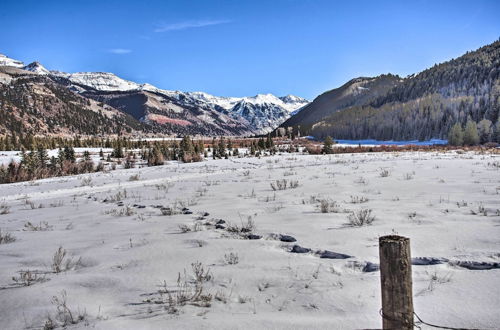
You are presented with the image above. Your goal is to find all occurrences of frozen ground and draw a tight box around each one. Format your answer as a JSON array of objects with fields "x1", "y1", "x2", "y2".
[{"x1": 0, "y1": 151, "x2": 499, "y2": 329}]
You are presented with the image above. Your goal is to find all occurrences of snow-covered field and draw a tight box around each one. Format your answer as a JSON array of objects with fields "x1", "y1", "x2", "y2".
[{"x1": 0, "y1": 151, "x2": 499, "y2": 329}]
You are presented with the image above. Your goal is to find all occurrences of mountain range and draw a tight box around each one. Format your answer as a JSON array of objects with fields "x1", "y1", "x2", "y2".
[
  {"x1": 0, "y1": 54, "x2": 308, "y2": 137},
  {"x1": 1, "y1": 39, "x2": 499, "y2": 141}
]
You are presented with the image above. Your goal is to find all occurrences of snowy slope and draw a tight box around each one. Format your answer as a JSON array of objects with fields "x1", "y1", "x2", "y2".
[
  {"x1": 0, "y1": 54, "x2": 24, "y2": 68},
  {"x1": 54, "y1": 72, "x2": 141, "y2": 91},
  {"x1": 23, "y1": 62, "x2": 50, "y2": 75},
  {"x1": 0, "y1": 151, "x2": 499, "y2": 329}
]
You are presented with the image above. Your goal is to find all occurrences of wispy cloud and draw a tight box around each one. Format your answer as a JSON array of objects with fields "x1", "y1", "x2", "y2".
[
  {"x1": 154, "y1": 19, "x2": 231, "y2": 33},
  {"x1": 108, "y1": 48, "x2": 132, "y2": 54}
]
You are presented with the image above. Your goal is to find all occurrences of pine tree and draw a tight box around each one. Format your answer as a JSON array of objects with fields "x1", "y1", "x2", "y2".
[
  {"x1": 217, "y1": 137, "x2": 226, "y2": 158},
  {"x1": 37, "y1": 148, "x2": 48, "y2": 167},
  {"x1": 64, "y1": 146, "x2": 76, "y2": 162},
  {"x1": 322, "y1": 136, "x2": 334, "y2": 154},
  {"x1": 83, "y1": 150, "x2": 91, "y2": 161},
  {"x1": 258, "y1": 138, "x2": 265, "y2": 150},
  {"x1": 463, "y1": 120, "x2": 480, "y2": 146},
  {"x1": 495, "y1": 120, "x2": 500, "y2": 143},
  {"x1": 448, "y1": 123, "x2": 464, "y2": 146},
  {"x1": 477, "y1": 119, "x2": 493, "y2": 144}
]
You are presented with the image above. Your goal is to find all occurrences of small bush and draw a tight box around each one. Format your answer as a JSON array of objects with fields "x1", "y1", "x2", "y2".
[
  {"x1": 270, "y1": 179, "x2": 299, "y2": 191},
  {"x1": 0, "y1": 229, "x2": 16, "y2": 244},
  {"x1": 24, "y1": 221, "x2": 53, "y2": 231},
  {"x1": 148, "y1": 262, "x2": 213, "y2": 314},
  {"x1": 12, "y1": 270, "x2": 48, "y2": 287},
  {"x1": 0, "y1": 201, "x2": 10, "y2": 214},
  {"x1": 379, "y1": 169, "x2": 390, "y2": 177},
  {"x1": 350, "y1": 195, "x2": 369, "y2": 204},
  {"x1": 46, "y1": 290, "x2": 86, "y2": 328},
  {"x1": 52, "y1": 246, "x2": 81, "y2": 273},
  {"x1": 318, "y1": 199, "x2": 341, "y2": 213},
  {"x1": 129, "y1": 174, "x2": 140, "y2": 181},
  {"x1": 224, "y1": 252, "x2": 239, "y2": 265},
  {"x1": 403, "y1": 172, "x2": 414, "y2": 180},
  {"x1": 347, "y1": 209, "x2": 375, "y2": 226}
]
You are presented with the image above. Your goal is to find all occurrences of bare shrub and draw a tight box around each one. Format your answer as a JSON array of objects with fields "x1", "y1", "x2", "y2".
[
  {"x1": 0, "y1": 229, "x2": 16, "y2": 244},
  {"x1": 104, "y1": 189, "x2": 127, "y2": 202},
  {"x1": 46, "y1": 290, "x2": 86, "y2": 328},
  {"x1": 259, "y1": 193, "x2": 276, "y2": 202},
  {"x1": 179, "y1": 222, "x2": 202, "y2": 233},
  {"x1": 350, "y1": 195, "x2": 369, "y2": 204},
  {"x1": 318, "y1": 199, "x2": 341, "y2": 213},
  {"x1": 24, "y1": 221, "x2": 53, "y2": 231},
  {"x1": 354, "y1": 176, "x2": 368, "y2": 185},
  {"x1": 0, "y1": 201, "x2": 10, "y2": 214},
  {"x1": 80, "y1": 176, "x2": 93, "y2": 187},
  {"x1": 160, "y1": 207, "x2": 176, "y2": 216},
  {"x1": 52, "y1": 247, "x2": 81, "y2": 273},
  {"x1": 105, "y1": 206, "x2": 136, "y2": 217},
  {"x1": 270, "y1": 179, "x2": 299, "y2": 191},
  {"x1": 128, "y1": 174, "x2": 140, "y2": 181},
  {"x1": 347, "y1": 209, "x2": 375, "y2": 226},
  {"x1": 149, "y1": 262, "x2": 213, "y2": 313},
  {"x1": 227, "y1": 215, "x2": 255, "y2": 234},
  {"x1": 224, "y1": 252, "x2": 239, "y2": 265},
  {"x1": 379, "y1": 168, "x2": 390, "y2": 177},
  {"x1": 403, "y1": 172, "x2": 414, "y2": 180},
  {"x1": 12, "y1": 270, "x2": 48, "y2": 286}
]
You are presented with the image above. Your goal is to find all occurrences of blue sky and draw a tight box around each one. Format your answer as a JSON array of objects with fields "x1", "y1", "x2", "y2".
[{"x1": 1, "y1": 0, "x2": 499, "y2": 99}]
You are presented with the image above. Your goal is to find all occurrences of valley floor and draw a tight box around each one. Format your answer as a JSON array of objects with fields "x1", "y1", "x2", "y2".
[{"x1": 0, "y1": 151, "x2": 499, "y2": 329}]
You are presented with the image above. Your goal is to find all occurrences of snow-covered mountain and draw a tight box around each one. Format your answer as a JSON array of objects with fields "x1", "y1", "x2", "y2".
[
  {"x1": 23, "y1": 62, "x2": 50, "y2": 75},
  {"x1": 51, "y1": 70, "x2": 309, "y2": 134},
  {"x1": 0, "y1": 53, "x2": 309, "y2": 135},
  {"x1": 0, "y1": 54, "x2": 24, "y2": 68}
]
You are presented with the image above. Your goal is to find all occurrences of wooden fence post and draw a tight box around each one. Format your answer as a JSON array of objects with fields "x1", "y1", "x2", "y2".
[{"x1": 379, "y1": 235, "x2": 413, "y2": 329}]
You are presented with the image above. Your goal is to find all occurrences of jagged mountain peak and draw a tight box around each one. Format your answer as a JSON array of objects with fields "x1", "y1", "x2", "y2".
[
  {"x1": 23, "y1": 61, "x2": 50, "y2": 74},
  {"x1": 0, "y1": 52, "x2": 309, "y2": 136}
]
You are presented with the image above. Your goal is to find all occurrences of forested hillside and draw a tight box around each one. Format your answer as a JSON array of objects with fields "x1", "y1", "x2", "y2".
[
  {"x1": 0, "y1": 69, "x2": 144, "y2": 136},
  {"x1": 287, "y1": 40, "x2": 500, "y2": 142}
]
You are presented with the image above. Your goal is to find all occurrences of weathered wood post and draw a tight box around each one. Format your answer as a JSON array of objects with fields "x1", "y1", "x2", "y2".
[{"x1": 379, "y1": 235, "x2": 413, "y2": 329}]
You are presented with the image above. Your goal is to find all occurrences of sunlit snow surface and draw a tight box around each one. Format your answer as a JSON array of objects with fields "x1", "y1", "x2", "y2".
[{"x1": 0, "y1": 151, "x2": 499, "y2": 329}]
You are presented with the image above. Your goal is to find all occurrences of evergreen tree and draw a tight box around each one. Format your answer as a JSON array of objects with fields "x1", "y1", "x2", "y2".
[
  {"x1": 37, "y1": 148, "x2": 48, "y2": 167},
  {"x1": 322, "y1": 136, "x2": 334, "y2": 154},
  {"x1": 448, "y1": 123, "x2": 464, "y2": 146},
  {"x1": 217, "y1": 137, "x2": 226, "y2": 158},
  {"x1": 265, "y1": 134, "x2": 273, "y2": 149},
  {"x1": 64, "y1": 146, "x2": 76, "y2": 162},
  {"x1": 258, "y1": 138, "x2": 266, "y2": 150},
  {"x1": 477, "y1": 119, "x2": 493, "y2": 144},
  {"x1": 463, "y1": 120, "x2": 480, "y2": 146},
  {"x1": 83, "y1": 150, "x2": 91, "y2": 161},
  {"x1": 495, "y1": 120, "x2": 500, "y2": 143}
]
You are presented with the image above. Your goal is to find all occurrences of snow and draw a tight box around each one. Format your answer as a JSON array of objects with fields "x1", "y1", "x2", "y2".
[
  {"x1": 23, "y1": 62, "x2": 50, "y2": 75},
  {"x1": 0, "y1": 54, "x2": 24, "y2": 68},
  {"x1": 0, "y1": 148, "x2": 113, "y2": 166},
  {"x1": 0, "y1": 54, "x2": 309, "y2": 133},
  {"x1": 1, "y1": 151, "x2": 499, "y2": 329},
  {"x1": 54, "y1": 72, "x2": 141, "y2": 92}
]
